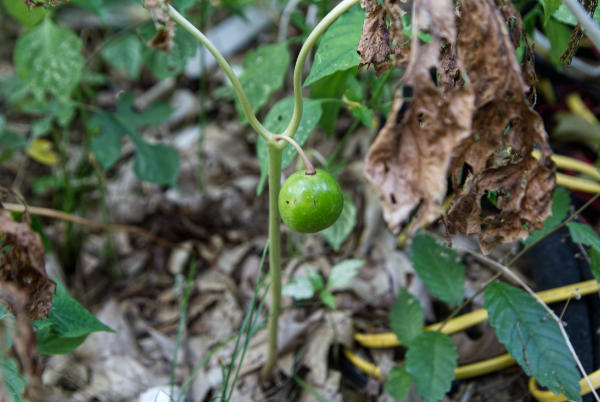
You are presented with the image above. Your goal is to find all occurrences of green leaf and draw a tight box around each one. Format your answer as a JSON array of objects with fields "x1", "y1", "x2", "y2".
[
  {"x1": 545, "y1": 18, "x2": 571, "y2": 65},
  {"x1": 484, "y1": 282, "x2": 581, "y2": 401},
  {"x1": 14, "y1": 17, "x2": 84, "y2": 99},
  {"x1": 523, "y1": 187, "x2": 570, "y2": 245},
  {"x1": 115, "y1": 92, "x2": 173, "y2": 128},
  {"x1": 319, "y1": 289, "x2": 337, "y2": 308},
  {"x1": 320, "y1": 192, "x2": 357, "y2": 251},
  {"x1": 2, "y1": 0, "x2": 46, "y2": 27},
  {"x1": 304, "y1": 5, "x2": 363, "y2": 87},
  {"x1": 385, "y1": 365, "x2": 412, "y2": 402},
  {"x1": 543, "y1": 0, "x2": 561, "y2": 25},
  {"x1": 283, "y1": 276, "x2": 316, "y2": 300},
  {"x1": 256, "y1": 97, "x2": 323, "y2": 194},
  {"x1": 306, "y1": 267, "x2": 325, "y2": 291},
  {"x1": 131, "y1": 137, "x2": 180, "y2": 186},
  {"x1": 89, "y1": 111, "x2": 123, "y2": 169},
  {"x1": 589, "y1": 246, "x2": 600, "y2": 283},
  {"x1": 327, "y1": 258, "x2": 364, "y2": 289},
  {"x1": 410, "y1": 233, "x2": 465, "y2": 307},
  {"x1": 309, "y1": 69, "x2": 352, "y2": 136},
  {"x1": 35, "y1": 326, "x2": 87, "y2": 355},
  {"x1": 405, "y1": 331, "x2": 458, "y2": 402},
  {"x1": 548, "y1": 2, "x2": 600, "y2": 26},
  {"x1": 101, "y1": 34, "x2": 142, "y2": 79},
  {"x1": 1, "y1": 358, "x2": 27, "y2": 402},
  {"x1": 568, "y1": 221, "x2": 600, "y2": 249},
  {"x1": 141, "y1": 25, "x2": 197, "y2": 79},
  {"x1": 236, "y1": 42, "x2": 290, "y2": 122},
  {"x1": 390, "y1": 288, "x2": 424, "y2": 345},
  {"x1": 35, "y1": 281, "x2": 113, "y2": 338}
]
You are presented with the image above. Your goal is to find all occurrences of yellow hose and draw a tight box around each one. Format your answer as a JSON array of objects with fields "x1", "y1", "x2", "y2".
[
  {"x1": 529, "y1": 369, "x2": 600, "y2": 401},
  {"x1": 355, "y1": 280, "x2": 600, "y2": 348},
  {"x1": 531, "y1": 149, "x2": 600, "y2": 193}
]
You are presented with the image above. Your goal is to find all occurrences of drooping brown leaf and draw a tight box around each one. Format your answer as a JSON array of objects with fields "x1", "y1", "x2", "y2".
[
  {"x1": 23, "y1": 0, "x2": 67, "y2": 9},
  {"x1": 0, "y1": 209, "x2": 55, "y2": 320},
  {"x1": 358, "y1": 0, "x2": 392, "y2": 75},
  {"x1": 363, "y1": 0, "x2": 555, "y2": 253},
  {"x1": 143, "y1": 0, "x2": 175, "y2": 52},
  {"x1": 364, "y1": 0, "x2": 475, "y2": 235}
]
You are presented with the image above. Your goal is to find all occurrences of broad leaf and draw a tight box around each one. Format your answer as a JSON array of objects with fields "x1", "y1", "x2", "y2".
[
  {"x1": 390, "y1": 288, "x2": 424, "y2": 345},
  {"x1": 256, "y1": 97, "x2": 323, "y2": 194},
  {"x1": 568, "y1": 222, "x2": 600, "y2": 249},
  {"x1": 131, "y1": 137, "x2": 180, "y2": 186},
  {"x1": 543, "y1": 0, "x2": 561, "y2": 25},
  {"x1": 320, "y1": 192, "x2": 357, "y2": 251},
  {"x1": 2, "y1": 358, "x2": 26, "y2": 402},
  {"x1": 306, "y1": 267, "x2": 325, "y2": 291},
  {"x1": 304, "y1": 5, "x2": 363, "y2": 87},
  {"x1": 101, "y1": 34, "x2": 143, "y2": 79},
  {"x1": 545, "y1": 18, "x2": 571, "y2": 65},
  {"x1": 319, "y1": 290, "x2": 337, "y2": 308},
  {"x1": 2, "y1": 0, "x2": 46, "y2": 26},
  {"x1": 309, "y1": 69, "x2": 353, "y2": 136},
  {"x1": 405, "y1": 331, "x2": 457, "y2": 402},
  {"x1": 14, "y1": 17, "x2": 84, "y2": 99},
  {"x1": 236, "y1": 42, "x2": 291, "y2": 122},
  {"x1": 89, "y1": 111, "x2": 123, "y2": 169},
  {"x1": 484, "y1": 282, "x2": 581, "y2": 401},
  {"x1": 523, "y1": 187, "x2": 570, "y2": 245},
  {"x1": 385, "y1": 365, "x2": 412, "y2": 402},
  {"x1": 327, "y1": 259, "x2": 364, "y2": 289},
  {"x1": 410, "y1": 233, "x2": 465, "y2": 307}
]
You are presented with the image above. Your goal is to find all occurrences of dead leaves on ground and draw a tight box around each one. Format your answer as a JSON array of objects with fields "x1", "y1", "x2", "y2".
[{"x1": 362, "y1": 0, "x2": 555, "y2": 253}]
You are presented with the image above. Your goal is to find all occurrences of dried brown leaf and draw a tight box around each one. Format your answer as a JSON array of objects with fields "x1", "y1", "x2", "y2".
[
  {"x1": 358, "y1": 0, "x2": 392, "y2": 75},
  {"x1": 0, "y1": 210, "x2": 56, "y2": 320},
  {"x1": 143, "y1": 0, "x2": 175, "y2": 52},
  {"x1": 363, "y1": 0, "x2": 555, "y2": 252}
]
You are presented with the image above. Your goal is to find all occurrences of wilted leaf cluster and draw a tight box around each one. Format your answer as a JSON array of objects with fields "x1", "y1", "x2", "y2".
[{"x1": 361, "y1": 0, "x2": 555, "y2": 252}]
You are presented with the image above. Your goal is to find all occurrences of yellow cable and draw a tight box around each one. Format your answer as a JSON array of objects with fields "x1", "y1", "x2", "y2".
[
  {"x1": 355, "y1": 280, "x2": 600, "y2": 348},
  {"x1": 556, "y1": 173, "x2": 600, "y2": 193},
  {"x1": 566, "y1": 93, "x2": 599, "y2": 125},
  {"x1": 529, "y1": 369, "x2": 600, "y2": 401},
  {"x1": 530, "y1": 150, "x2": 600, "y2": 182},
  {"x1": 454, "y1": 354, "x2": 516, "y2": 379}
]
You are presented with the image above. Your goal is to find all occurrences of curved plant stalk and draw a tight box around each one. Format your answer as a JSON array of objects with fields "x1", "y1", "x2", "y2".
[
  {"x1": 279, "y1": 0, "x2": 360, "y2": 145},
  {"x1": 273, "y1": 134, "x2": 316, "y2": 174},
  {"x1": 168, "y1": 5, "x2": 274, "y2": 142}
]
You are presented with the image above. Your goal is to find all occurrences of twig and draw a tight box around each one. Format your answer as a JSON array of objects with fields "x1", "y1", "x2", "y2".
[
  {"x1": 462, "y1": 248, "x2": 600, "y2": 401},
  {"x1": 3, "y1": 202, "x2": 180, "y2": 250},
  {"x1": 563, "y1": 0, "x2": 600, "y2": 51}
]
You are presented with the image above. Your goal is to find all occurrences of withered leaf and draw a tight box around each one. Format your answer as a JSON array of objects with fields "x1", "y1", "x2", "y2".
[
  {"x1": 363, "y1": 0, "x2": 555, "y2": 253},
  {"x1": 0, "y1": 210, "x2": 56, "y2": 320},
  {"x1": 23, "y1": 0, "x2": 67, "y2": 9},
  {"x1": 358, "y1": 0, "x2": 392, "y2": 75},
  {"x1": 143, "y1": 0, "x2": 175, "y2": 52}
]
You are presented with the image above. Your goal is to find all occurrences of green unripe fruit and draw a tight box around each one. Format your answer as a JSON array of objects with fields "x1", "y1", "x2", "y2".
[{"x1": 278, "y1": 169, "x2": 344, "y2": 233}]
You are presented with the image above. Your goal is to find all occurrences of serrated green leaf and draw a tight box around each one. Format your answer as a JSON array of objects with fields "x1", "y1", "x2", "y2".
[
  {"x1": 131, "y1": 138, "x2": 180, "y2": 186},
  {"x1": 283, "y1": 276, "x2": 316, "y2": 300},
  {"x1": 523, "y1": 187, "x2": 570, "y2": 245},
  {"x1": 390, "y1": 288, "x2": 424, "y2": 345},
  {"x1": 411, "y1": 233, "x2": 465, "y2": 307},
  {"x1": 304, "y1": 5, "x2": 363, "y2": 87},
  {"x1": 405, "y1": 331, "x2": 457, "y2": 402},
  {"x1": 236, "y1": 42, "x2": 290, "y2": 123},
  {"x1": 141, "y1": 25, "x2": 197, "y2": 79},
  {"x1": 385, "y1": 365, "x2": 412, "y2": 402},
  {"x1": 589, "y1": 246, "x2": 600, "y2": 283},
  {"x1": 568, "y1": 222, "x2": 600, "y2": 249},
  {"x1": 319, "y1": 289, "x2": 336, "y2": 308},
  {"x1": 14, "y1": 17, "x2": 84, "y2": 99},
  {"x1": 2, "y1": 0, "x2": 46, "y2": 27},
  {"x1": 256, "y1": 97, "x2": 322, "y2": 194},
  {"x1": 484, "y1": 282, "x2": 581, "y2": 401},
  {"x1": 327, "y1": 258, "x2": 364, "y2": 289},
  {"x1": 2, "y1": 358, "x2": 27, "y2": 402},
  {"x1": 320, "y1": 192, "x2": 356, "y2": 251},
  {"x1": 101, "y1": 34, "x2": 142, "y2": 79}
]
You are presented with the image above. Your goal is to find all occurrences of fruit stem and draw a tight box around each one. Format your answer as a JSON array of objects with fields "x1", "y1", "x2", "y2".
[
  {"x1": 273, "y1": 134, "x2": 316, "y2": 175},
  {"x1": 261, "y1": 145, "x2": 283, "y2": 381}
]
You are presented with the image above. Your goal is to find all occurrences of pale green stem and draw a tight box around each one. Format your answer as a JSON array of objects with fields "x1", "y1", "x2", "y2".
[
  {"x1": 260, "y1": 145, "x2": 283, "y2": 380},
  {"x1": 279, "y1": 0, "x2": 360, "y2": 147},
  {"x1": 168, "y1": 5, "x2": 274, "y2": 142},
  {"x1": 273, "y1": 134, "x2": 315, "y2": 174}
]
